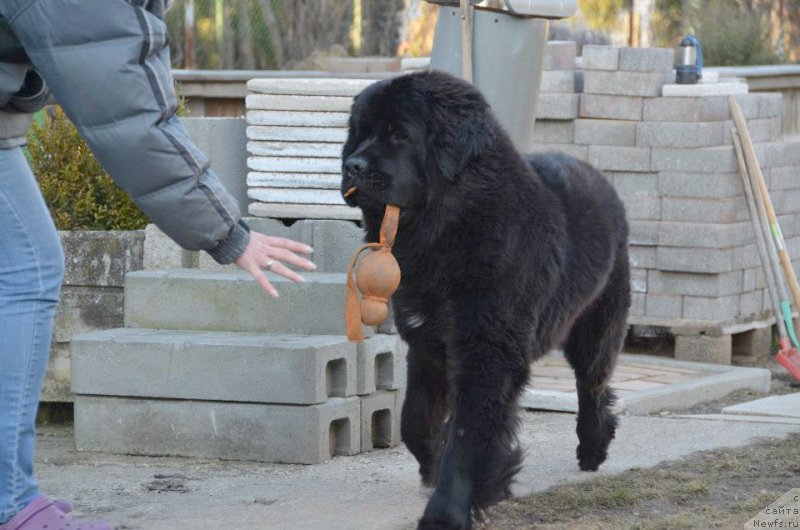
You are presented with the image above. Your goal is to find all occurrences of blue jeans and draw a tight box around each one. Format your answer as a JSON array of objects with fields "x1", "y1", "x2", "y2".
[{"x1": 0, "y1": 147, "x2": 64, "y2": 523}]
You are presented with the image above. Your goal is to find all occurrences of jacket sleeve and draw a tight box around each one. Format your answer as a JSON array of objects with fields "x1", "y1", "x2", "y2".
[{"x1": 2, "y1": 0, "x2": 248, "y2": 264}]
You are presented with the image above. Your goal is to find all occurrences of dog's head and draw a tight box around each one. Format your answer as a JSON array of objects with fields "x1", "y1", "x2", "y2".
[{"x1": 340, "y1": 70, "x2": 496, "y2": 215}]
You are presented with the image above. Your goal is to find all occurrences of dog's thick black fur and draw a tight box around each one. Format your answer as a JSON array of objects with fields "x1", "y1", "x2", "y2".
[{"x1": 341, "y1": 70, "x2": 630, "y2": 530}]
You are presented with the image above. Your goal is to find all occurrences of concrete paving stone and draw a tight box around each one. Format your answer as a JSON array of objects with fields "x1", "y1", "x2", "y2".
[
  {"x1": 722, "y1": 393, "x2": 800, "y2": 418},
  {"x1": 124, "y1": 270, "x2": 355, "y2": 336},
  {"x1": 628, "y1": 220, "x2": 660, "y2": 246},
  {"x1": 619, "y1": 47, "x2": 674, "y2": 73},
  {"x1": 732, "y1": 93, "x2": 767, "y2": 119},
  {"x1": 248, "y1": 188, "x2": 345, "y2": 206},
  {"x1": 584, "y1": 71, "x2": 672, "y2": 97},
  {"x1": 588, "y1": 146, "x2": 651, "y2": 172},
  {"x1": 643, "y1": 96, "x2": 730, "y2": 122},
  {"x1": 247, "y1": 140, "x2": 342, "y2": 158},
  {"x1": 742, "y1": 267, "x2": 765, "y2": 292},
  {"x1": 610, "y1": 172, "x2": 659, "y2": 195},
  {"x1": 657, "y1": 172, "x2": 743, "y2": 199},
  {"x1": 630, "y1": 292, "x2": 646, "y2": 316},
  {"x1": 247, "y1": 172, "x2": 340, "y2": 190},
  {"x1": 784, "y1": 138, "x2": 800, "y2": 166},
  {"x1": 739, "y1": 290, "x2": 764, "y2": 317},
  {"x1": 673, "y1": 413, "x2": 800, "y2": 425},
  {"x1": 657, "y1": 221, "x2": 751, "y2": 249},
  {"x1": 143, "y1": 224, "x2": 197, "y2": 270},
  {"x1": 733, "y1": 118, "x2": 774, "y2": 143},
  {"x1": 245, "y1": 94, "x2": 352, "y2": 112},
  {"x1": 360, "y1": 390, "x2": 402, "y2": 452},
  {"x1": 644, "y1": 293, "x2": 683, "y2": 319},
  {"x1": 629, "y1": 245, "x2": 657, "y2": 269},
  {"x1": 657, "y1": 247, "x2": 733, "y2": 274},
  {"x1": 650, "y1": 146, "x2": 738, "y2": 173},
  {"x1": 630, "y1": 268, "x2": 647, "y2": 293},
  {"x1": 356, "y1": 334, "x2": 407, "y2": 395},
  {"x1": 247, "y1": 78, "x2": 374, "y2": 97},
  {"x1": 660, "y1": 196, "x2": 746, "y2": 224},
  {"x1": 643, "y1": 372, "x2": 699, "y2": 384},
  {"x1": 249, "y1": 202, "x2": 362, "y2": 221},
  {"x1": 618, "y1": 194, "x2": 661, "y2": 221},
  {"x1": 530, "y1": 120, "x2": 575, "y2": 144},
  {"x1": 574, "y1": 119, "x2": 637, "y2": 146},
  {"x1": 771, "y1": 166, "x2": 800, "y2": 191},
  {"x1": 543, "y1": 40, "x2": 577, "y2": 70},
  {"x1": 71, "y1": 329, "x2": 358, "y2": 405},
  {"x1": 647, "y1": 270, "x2": 743, "y2": 297},
  {"x1": 535, "y1": 93, "x2": 579, "y2": 120},
  {"x1": 732, "y1": 244, "x2": 762, "y2": 269},
  {"x1": 581, "y1": 45, "x2": 620, "y2": 71},
  {"x1": 579, "y1": 94, "x2": 644, "y2": 121},
  {"x1": 636, "y1": 121, "x2": 725, "y2": 148},
  {"x1": 754, "y1": 141, "x2": 786, "y2": 169},
  {"x1": 662, "y1": 82, "x2": 748, "y2": 97},
  {"x1": 248, "y1": 156, "x2": 340, "y2": 174},
  {"x1": 247, "y1": 110, "x2": 349, "y2": 128},
  {"x1": 613, "y1": 380, "x2": 666, "y2": 391},
  {"x1": 539, "y1": 70, "x2": 579, "y2": 93},
  {"x1": 682, "y1": 294, "x2": 741, "y2": 323},
  {"x1": 75, "y1": 395, "x2": 361, "y2": 464},
  {"x1": 247, "y1": 125, "x2": 347, "y2": 143},
  {"x1": 758, "y1": 93, "x2": 784, "y2": 118}
]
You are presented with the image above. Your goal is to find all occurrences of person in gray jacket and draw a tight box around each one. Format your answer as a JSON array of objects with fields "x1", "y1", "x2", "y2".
[{"x1": 0, "y1": 2, "x2": 316, "y2": 529}]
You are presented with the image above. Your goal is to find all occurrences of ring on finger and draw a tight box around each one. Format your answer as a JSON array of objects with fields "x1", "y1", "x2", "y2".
[{"x1": 265, "y1": 258, "x2": 275, "y2": 270}]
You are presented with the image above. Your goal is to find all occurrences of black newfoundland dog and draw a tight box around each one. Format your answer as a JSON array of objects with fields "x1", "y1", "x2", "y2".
[{"x1": 341, "y1": 70, "x2": 630, "y2": 529}]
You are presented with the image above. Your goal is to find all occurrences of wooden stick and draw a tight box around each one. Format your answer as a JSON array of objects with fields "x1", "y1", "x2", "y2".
[
  {"x1": 729, "y1": 96, "x2": 800, "y2": 319},
  {"x1": 460, "y1": 0, "x2": 473, "y2": 82}
]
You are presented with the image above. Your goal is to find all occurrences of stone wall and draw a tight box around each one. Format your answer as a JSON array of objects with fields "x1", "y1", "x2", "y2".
[{"x1": 44, "y1": 231, "x2": 144, "y2": 402}]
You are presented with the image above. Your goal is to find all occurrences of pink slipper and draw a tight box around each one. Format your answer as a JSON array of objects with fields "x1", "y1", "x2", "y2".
[{"x1": 0, "y1": 496, "x2": 111, "y2": 530}]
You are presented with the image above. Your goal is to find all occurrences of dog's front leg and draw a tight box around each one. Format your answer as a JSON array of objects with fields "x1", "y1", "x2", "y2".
[{"x1": 417, "y1": 333, "x2": 529, "y2": 530}]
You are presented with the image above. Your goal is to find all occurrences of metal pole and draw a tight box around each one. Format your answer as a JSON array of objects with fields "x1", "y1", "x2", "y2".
[{"x1": 184, "y1": 0, "x2": 196, "y2": 69}]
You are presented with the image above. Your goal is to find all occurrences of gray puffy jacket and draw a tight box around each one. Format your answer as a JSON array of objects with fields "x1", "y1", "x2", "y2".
[{"x1": 0, "y1": 0, "x2": 248, "y2": 264}]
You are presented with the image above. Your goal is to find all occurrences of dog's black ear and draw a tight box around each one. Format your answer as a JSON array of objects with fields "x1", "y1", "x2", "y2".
[{"x1": 424, "y1": 73, "x2": 496, "y2": 181}]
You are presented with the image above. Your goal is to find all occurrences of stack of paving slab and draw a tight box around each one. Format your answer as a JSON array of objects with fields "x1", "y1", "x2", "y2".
[
  {"x1": 529, "y1": 44, "x2": 800, "y2": 364},
  {"x1": 71, "y1": 217, "x2": 408, "y2": 464},
  {"x1": 245, "y1": 78, "x2": 377, "y2": 220}
]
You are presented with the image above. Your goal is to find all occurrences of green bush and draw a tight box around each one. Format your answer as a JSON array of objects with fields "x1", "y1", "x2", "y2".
[{"x1": 26, "y1": 107, "x2": 149, "y2": 231}]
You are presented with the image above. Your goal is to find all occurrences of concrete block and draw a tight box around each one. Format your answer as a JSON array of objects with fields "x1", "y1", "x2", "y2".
[
  {"x1": 356, "y1": 334, "x2": 407, "y2": 395},
  {"x1": 733, "y1": 244, "x2": 764, "y2": 270},
  {"x1": 574, "y1": 119, "x2": 637, "y2": 146},
  {"x1": 124, "y1": 270, "x2": 354, "y2": 336},
  {"x1": 588, "y1": 146, "x2": 651, "y2": 172},
  {"x1": 248, "y1": 202, "x2": 362, "y2": 221},
  {"x1": 784, "y1": 139, "x2": 800, "y2": 166},
  {"x1": 732, "y1": 118, "x2": 772, "y2": 143},
  {"x1": 650, "y1": 146, "x2": 738, "y2": 173},
  {"x1": 657, "y1": 221, "x2": 751, "y2": 248},
  {"x1": 247, "y1": 125, "x2": 348, "y2": 143},
  {"x1": 247, "y1": 78, "x2": 374, "y2": 97},
  {"x1": 660, "y1": 196, "x2": 745, "y2": 224},
  {"x1": 530, "y1": 120, "x2": 575, "y2": 144},
  {"x1": 583, "y1": 71, "x2": 672, "y2": 97},
  {"x1": 770, "y1": 166, "x2": 799, "y2": 191},
  {"x1": 581, "y1": 45, "x2": 620, "y2": 71},
  {"x1": 675, "y1": 334, "x2": 732, "y2": 364},
  {"x1": 657, "y1": 173, "x2": 742, "y2": 199},
  {"x1": 619, "y1": 47, "x2": 674, "y2": 73},
  {"x1": 74, "y1": 395, "x2": 360, "y2": 464},
  {"x1": 732, "y1": 326, "x2": 772, "y2": 364},
  {"x1": 60, "y1": 230, "x2": 144, "y2": 287},
  {"x1": 630, "y1": 292, "x2": 646, "y2": 316},
  {"x1": 628, "y1": 220, "x2": 660, "y2": 246},
  {"x1": 245, "y1": 94, "x2": 352, "y2": 112},
  {"x1": 539, "y1": 71, "x2": 578, "y2": 94},
  {"x1": 143, "y1": 224, "x2": 198, "y2": 270},
  {"x1": 360, "y1": 390, "x2": 402, "y2": 452},
  {"x1": 742, "y1": 268, "x2": 765, "y2": 292},
  {"x1": 249, "y1": 188, "x2": 346, "y2": 207},
  {"x1": 657, "y1": 247, "x2": 732, "y2": 273},
  {"x1": 629, "y1": 245, "x2": 657, "y2": 269},
  {"x1": 647, "y1": 270, "x2": 743, "y2": 297},
  {"x1": 247, "y1": 140, "x2": 342, "y2": 158},
  {"x1": 739, "y1": 290, "x2": 763, "y2": 317},
  {"x1": 754, "y1": 142, "x2": 786, "y2": 169},
  {"x1": 248, "y1": 156, "x2": 340, "y2": 174},
  {"x1": 183, "y1": 117, "x2": 249, "y2": 214},
  {"x1": 247, "y1": 110, "x2": 348, "y2": 128},
  {"x1": 535, "y1": 93, "x2": 579, "y2": 120},
  {"x1": 644, "y1": 293, "x2": 682, "y2": 318},
  {"x1": 682, "y1": 295, "x2": 740, "y2": 322},
  {"x1": 41, "y1": 343, "x2": 72, "y2": 403},
  {"x1": 610, "y1": 172, "x2": 658, "y2": 195},
  {"x1": 636, "y1": 122, "x2": 725, "y2": 148},
  {"x1": 630, "y1": 268, "x2": 647, "y2": 293},
  {"x1": 662, "y1": 82, "x2": 748, "y2": 97},
  {"x1": 643, "y1": 96, "x2": 730, "y2": 122},
  {"x1": 619, "y1": 194, "x2": 661, "y2": 221},
  {"x1": 310, "y1": 220, "x2": 364, "y2": 273},
  {"x1": 543, "y1": 41, "x2": 577, "y2": 71},
  {"x1": 71, "y1": 329, "x2": 357, "y2": 404},
  {"x1": 579, "y1": 94, "x2": 643, "y2": 121},
  {"x1": 54, "y1": 287, "x2": 124, "y2": 344},
  {"x1": 757, "y1": 93, "x2": 784, "y2": 118}
]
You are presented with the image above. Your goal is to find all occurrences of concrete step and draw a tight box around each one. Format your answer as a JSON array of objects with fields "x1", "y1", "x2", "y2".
[
  {"x1": 75, "y1": 395, "x2": 361, "y2": 464},
  {"x1": 71, "y1": 329, "x2": 358, "y2": 405},
  {"x1": 124, "y1": 269, "x2": 355, "y2": 335}
]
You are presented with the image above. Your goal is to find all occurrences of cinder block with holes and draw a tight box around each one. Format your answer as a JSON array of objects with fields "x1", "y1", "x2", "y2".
[
  {"x1": 74, "y1": 395, "x2": 360, "y2": 464},
  {"x1": 360, "y1": 390, "x2": 402, "y2": 452},
  {"x1": 71, "y1": 328, "x2": 356, "y2": 404},
  {"x1": 356, "y1": 334, "x2": 407, "y2": 395}
]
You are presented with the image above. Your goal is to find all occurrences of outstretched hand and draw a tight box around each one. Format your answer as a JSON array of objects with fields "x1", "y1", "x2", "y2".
[{"x1": 235, "y1": 231, "x2": 316, "y2": 298}]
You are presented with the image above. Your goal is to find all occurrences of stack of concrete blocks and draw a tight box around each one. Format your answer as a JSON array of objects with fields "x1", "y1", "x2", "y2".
[
  {"x1": 245, "y1": 78, "x2": 375, "y2": 220},
  {"x1": 530, "y1": 44, "x2": 800, "y2": 365}
]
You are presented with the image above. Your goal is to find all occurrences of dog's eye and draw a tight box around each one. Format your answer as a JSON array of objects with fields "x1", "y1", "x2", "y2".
[{"x1": 391, "y1": 131, "x2": 408, "y2": 143}]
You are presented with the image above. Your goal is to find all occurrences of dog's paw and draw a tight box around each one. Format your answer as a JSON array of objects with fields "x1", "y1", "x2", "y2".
[
  {"x1": 576, "y1": 443, "x2": 607, "y2": 471},
  {"x1": 419, "y1": 491, "x2": 472, "y2": 530},
  {"x1": 417, "y1": 514, "x2": 471, "y2": 530}
]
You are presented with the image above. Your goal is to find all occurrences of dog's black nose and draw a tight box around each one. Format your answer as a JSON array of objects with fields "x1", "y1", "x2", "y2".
[{"x1": 345, "y1": 156, "x2": 368, "y2": 178}]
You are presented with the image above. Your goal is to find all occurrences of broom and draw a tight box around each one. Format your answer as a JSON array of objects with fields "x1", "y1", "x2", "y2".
[{"x1": 729, "y1": 96, "x2": 800, "y2": 380}]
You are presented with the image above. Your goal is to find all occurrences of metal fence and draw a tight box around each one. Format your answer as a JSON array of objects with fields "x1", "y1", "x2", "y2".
[{"x1": 165, "y1": 0, "x2": 408, "y2": 70}]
